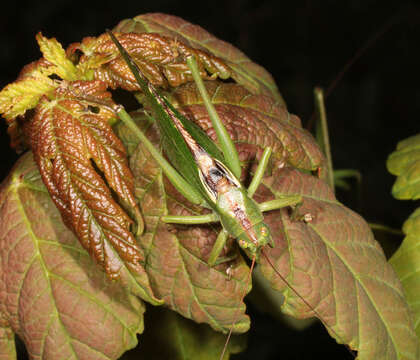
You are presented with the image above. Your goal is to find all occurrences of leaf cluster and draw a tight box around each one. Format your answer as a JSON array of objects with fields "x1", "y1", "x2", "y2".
[{"x1": 0, "y1": 13, "x2": 417, "y2": 360}]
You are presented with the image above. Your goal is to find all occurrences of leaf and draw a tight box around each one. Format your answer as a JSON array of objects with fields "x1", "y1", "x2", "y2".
[
  {"x1": 0, "y1": 152, "x2": 145, "y2": 360},
  {"x1": 168, "y1": 81, "x2": 326, "y2": 173},
  {"x1": 121, "y1": 306, "x2": 246, "y2": 359},
  {"x1": 390, "y1": 207, "x2": 420, "y2": 339},
  {"x1": 114, "y1": 112, "x2": 251, "y2": 333},
  {"x1": 258, "y1": 168, "x2": 419, "y2": 359},
  {"x1": 35, "y1": 33, "x2": 80, "y2": 81},
  {"x1": 72, "y1": 32, "x2": 232, "y2": 92},
  {"x1": 114, "y1": 13, "x2": 284, "y2": 103},
  {"x1": 24, "y1": 80, "x2": 160, "y2": 305},
  {"x1": 387, "y1": 133, "x2": 420, "y2": 200},
  {"x1": 0, "y1": 318, "x2": 16, "y2": 360},
  {"x1": 0, "y1": 58, "x2": 57, "y2": 122}
]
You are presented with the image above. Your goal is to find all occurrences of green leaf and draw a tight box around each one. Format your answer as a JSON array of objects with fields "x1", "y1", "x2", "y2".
[
  {"x1": 390, "y1": 207, "x2": 420, "y2": 339},
  {"x1": 258, "y1": 168, "x2": 419, "y2": 359},
  {"x1": 387, "y1": 133, "x2": 420, "y2": 200},
  {"x1": 121, "y1": 306, "x2": 246, "y2": 359},
  {"x1": 0, "y1": 59, "x2": 57, "y2": 122},
  {"x1": 36, "y1": 33, "x2": 80, "y2": 81},
  {"x1": 0, "y1": 152, "x2": 145, "y2": 360},
  {"x1": 114, "y1": 113, "x2": 251, "y2": 334},
  {"x1": 114, "y1": 13, "x2": 284, "y2": 103}
]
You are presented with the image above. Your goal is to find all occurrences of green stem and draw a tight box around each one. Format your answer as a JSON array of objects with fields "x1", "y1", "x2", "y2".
[
  {"x1": 314, "y1": 87, "x2": 334, "y2": 190},
  {"x1": 186, "y1": 56, "x2": 242, "y2": 179},
  {"x1": 368, "y1": 223, "x2": 403, "y2": 236},
  {"x1": 116, "y1": 107, "x2": 204, "y2": 206},
  {"x1": 248, "y1": 147, "x2": 272, "y2": 197}
]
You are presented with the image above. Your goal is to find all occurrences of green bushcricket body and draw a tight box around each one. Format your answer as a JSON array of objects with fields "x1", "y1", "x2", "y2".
[
  {"x1": 107, "y1": 31, "x2": 355, "y2": 360},
  {"x1": 108, "y1": 31, "x2": 301, "y2": 266}
]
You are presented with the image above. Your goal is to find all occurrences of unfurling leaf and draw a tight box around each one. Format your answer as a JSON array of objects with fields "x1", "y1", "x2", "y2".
[
  {"x1": 35, "y1": 32, "x2": 80, "y2": 81},
  {"x1": 24, "y1": 79, "x2": 160, "y2": 304},
  {"x1": 0, "y1": 152, "x2": 145, "y2": 360},
  {"x1": 71, "y1": 32, "x2": 231, "y2": 91},
  {"x1": 390, "y1": 208, "x2": 420, "y2": 338},
  {"x1": 387, "y1": 133, "x2": 420, "y2": 200},
  {"x1": 115, "y1": 13, "x2": 284, "y2": 103},
  {"x1": 0, "y1": 58, "x2": 57, "y2": 123},
  {"x1": 258, "y1": 168, "x2": 419, "y2": 360}
]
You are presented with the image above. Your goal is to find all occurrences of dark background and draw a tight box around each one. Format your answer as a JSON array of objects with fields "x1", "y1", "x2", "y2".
[{"x1": 1, "y1": 1, "x2": 419, "y2": 359}]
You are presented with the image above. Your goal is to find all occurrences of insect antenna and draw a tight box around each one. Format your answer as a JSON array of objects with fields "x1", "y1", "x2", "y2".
[
  {"x1": 260, "y1": 249, "x2": 357, "y2": 359},
  {"x1": 219, "y1": 254, "x2": 256, "y2": 360}
]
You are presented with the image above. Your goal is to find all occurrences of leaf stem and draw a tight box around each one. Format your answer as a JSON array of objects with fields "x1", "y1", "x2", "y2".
[{"x1": 314, "y1": 87, "x2": 334, "y2": 190}]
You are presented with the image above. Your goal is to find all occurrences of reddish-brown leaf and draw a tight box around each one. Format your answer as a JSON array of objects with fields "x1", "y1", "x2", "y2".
[
  {"x1": 114, "y1": 13, "x2": 284, "y2": 102},
  {"x1": 24, "y1": 80, "x2": 160, "y2": 304},
  {"x1": 69, "y1": 32, "x2": 231, "y2": 92},
  {"x1": 168, "y1": 81, "x2": 326, "y2": 174}
]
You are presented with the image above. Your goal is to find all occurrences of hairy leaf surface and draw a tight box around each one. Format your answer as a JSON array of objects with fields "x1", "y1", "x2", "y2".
[
  {"x1": 390, "y1": 208, "x2": 420, "y2": 338},
  {"x1": 0, "y1": 152, "x2": 145, "y2": 360},
  {"x1": 24, "y1": 80, "x2": 160, "y2": 304},
  {"x1": 258, "y1": 168, "x2": 419, "y2": 360},
  {"x1": 387, "y1": 133, "x2": 420, "y2": 200},
  {"x1": 114, "y1": 113, "x2": 251, "y2": 333},
  {"x1": 114, "y1": 13, "x2": 284, "y2": 102}
]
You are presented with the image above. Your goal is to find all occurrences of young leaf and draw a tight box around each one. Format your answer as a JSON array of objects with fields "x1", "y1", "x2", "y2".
[
  {"x1": 259, "y1": 168, "x2": 419, "y2": 359},
  {"x1": 24, "y1": 80, "x2": 159, "y2": 304},
  {"x1": 114, "y1": 13, "x2": 284, "y2": 103},
  {"x1": 0, "y1": 58, "x2": 58, "y2": 122},
  {"x1": 390, "y1": 208, "x2": 420, "y2": 339},
  {"x1": 0, "y1": 152, "x2": 145, "y2": 360},
  {"x1": 387, "y1": 133, "x2": 420, "y2": 200},
  {"x1": 72, "y1": 31, "x2": 231, "y2": 91}
]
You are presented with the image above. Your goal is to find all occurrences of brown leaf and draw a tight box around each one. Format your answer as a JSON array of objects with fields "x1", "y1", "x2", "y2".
[
  {"x1": 258, "y1": 168, "x2": 419, "y2": 359},
  {"x1": 114, "y1": 112, "x2": 251, "y2": 333},
  {"x1": 71, "y1": 32, "x2": 231, "y2": 91},
  {"x1": 114, "y1": 13, "x2": 284, "y2": 103},
  {"x1": 0, "y1": 152, "x2": 145, "y2": 360},
  {"x1": 24, "y1": 79, "x2": 160, "y2": 304}
]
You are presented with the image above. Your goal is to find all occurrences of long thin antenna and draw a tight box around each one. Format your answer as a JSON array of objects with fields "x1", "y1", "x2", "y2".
[
  {"x1": 261, "y1": 249, "x2": 357, "y2": 358},
  {"x1": 219, "y1": 255, "x2": 256, "y2": 360}
]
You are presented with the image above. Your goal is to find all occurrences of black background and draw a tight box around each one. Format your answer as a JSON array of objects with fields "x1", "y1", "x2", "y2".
[{"x1": 1, "y1": 1, "x2": 419, "y2": 359}]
